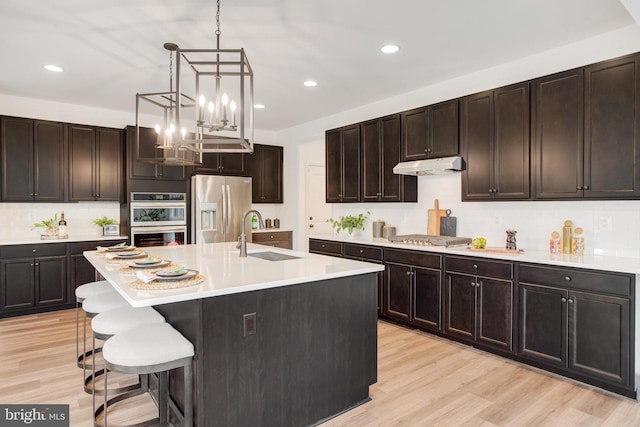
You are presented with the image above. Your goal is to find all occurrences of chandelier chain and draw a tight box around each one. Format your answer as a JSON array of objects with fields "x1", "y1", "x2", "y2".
[{"x1": 215, "y1": 0, "x2": 221, "y2": 36}]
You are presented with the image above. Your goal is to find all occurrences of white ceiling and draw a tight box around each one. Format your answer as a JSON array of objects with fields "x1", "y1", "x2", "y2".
[{"x1": 0, "y1": 0, "x2": 636, "y2": 131}]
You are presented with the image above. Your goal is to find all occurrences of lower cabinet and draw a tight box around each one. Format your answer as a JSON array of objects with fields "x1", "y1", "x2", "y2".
[
  {"x1": 518, "y1": 263, "x2": 633, "y2": 394},
  {"x1": 68, "y1": 240, "x2": 106, "y2": 302},
  {"x1": 444, "y1": 256, "x2": 514, "y2": 353},
  {"x1": 252, "y1": 230, "x2": 292, "y2": 249},
  {"x1": 0, "y1": 244, "x2": 67, "y2": 313},
  {"x1": 383, "y1": 248, "x2": 442, "y2": 331},
  {"x1": 343, "y1": 243, "x2": 385, "y2": 315}
]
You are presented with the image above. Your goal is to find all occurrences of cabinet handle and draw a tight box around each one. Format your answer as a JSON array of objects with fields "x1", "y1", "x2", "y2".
[
  {"x1": 568, "y1": 299, "x2": 574, "y2": 304},
  {"x1": 564, "y1": 276, "x2": 571, "y2": 281},
  {"x1": 35, "y1": 263, "x2": 39, "y2": 267},
  {"x1": 407, "y1": 271, "x2": 412, "y2": 276},
  {"x1": 30, "y1": 263, "x2": 34, "y2": 267},
  {"x1": 473, "y1": 264, "x2": 478, "y2": 269},
  {"x1": 321, "y1": 244, "x2": 326, "y2": 248},
  {"x1": 359, "y1": 249, "x2": 364, "y2": 253},
  {"x1": 32, "y1": 249, "x2": 37, "y2": 253},
  {"x1": 561, "y1": 297, "x2": 567, "y2": 302},
  {"x1": 577, "y1": 186, "x2": 583, "y2": 190},
  {"x1": 309, "y1": 224, "x2": 314, "y2": 228},
  {"x1": 583, "y1": 185, "x2": 590, "y2": 190},
  {"x1": 471, "y1": 281, "x2": 475, "y2": 286},
  {"x1": 309, "y1": 216, "x2": 313, "y2": 220}
]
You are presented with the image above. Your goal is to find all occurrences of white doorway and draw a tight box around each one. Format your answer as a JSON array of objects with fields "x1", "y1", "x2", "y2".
[{"x1": 305, "y1": 163, "x2": 332, "y2": 251}]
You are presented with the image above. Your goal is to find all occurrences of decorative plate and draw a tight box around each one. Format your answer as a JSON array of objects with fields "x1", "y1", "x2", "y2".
[
  {"x1": 129, "y1": 260, "x2": 171, "y2": 269},
  {"x1": 155, "y1": 269, "x2": 199, "y2": 281}
]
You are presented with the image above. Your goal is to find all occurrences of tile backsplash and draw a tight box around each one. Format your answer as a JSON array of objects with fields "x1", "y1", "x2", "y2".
[
  {"x1": 330, "y1": 174, "x2": 640, "y2": 259},
  {"x1": 0, "y1": 202, "x2": 121, "y2": 240}
]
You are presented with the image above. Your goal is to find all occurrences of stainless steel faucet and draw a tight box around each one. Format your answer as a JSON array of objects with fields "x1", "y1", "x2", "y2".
[{"x1": 237, "y1": 209, "x2": 265, "y2": 257}]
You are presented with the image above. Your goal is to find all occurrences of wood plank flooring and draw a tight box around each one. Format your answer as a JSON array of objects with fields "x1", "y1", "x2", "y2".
[{"x1": 1, "y1": 309, "x2": 639, "y2": 426}]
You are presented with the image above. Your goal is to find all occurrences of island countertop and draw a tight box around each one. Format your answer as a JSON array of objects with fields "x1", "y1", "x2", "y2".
[{"x1": 84, "y1": 242, "x2": 384, "y2": 307}]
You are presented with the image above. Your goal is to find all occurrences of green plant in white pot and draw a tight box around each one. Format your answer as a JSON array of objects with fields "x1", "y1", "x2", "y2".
[
  {"x1": 327, "y1": 211, "x2": 370, "y2": 235},
  {"x1": 92, "y1": 216, "x2": 116, "y2": 235}
]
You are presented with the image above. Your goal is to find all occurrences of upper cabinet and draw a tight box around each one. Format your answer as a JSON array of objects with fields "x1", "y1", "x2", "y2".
[
  {"x1": 68, "y1": 125, "x2": 123, "y2": 201},
  {"x1": 192, "y1": 150, "x2": 246, "y2": 176},
  {"x1": 126, "y1": 126, "x2": 186, "y2": 181},
  {"x1": 533, "y1": 53, "x2": 640, "y2": 200},
  {"x1": 326, "y1": 124, "x2": 361, "y2": 203},
  {"x1": 461, "y1": 82, "x2": 530, "y2": 201},
  {"x1": 246, "y1": 144, "x2": 283, "y2": 204},
  {"x1": 362, "y1": 114, "x2": 416, "y2": 202},
  {"x1": 401, "y1": 100, "x2": 459, "y2": 161},
  {"x1": 1, "y1": 117, "x2": 66, "y2": 202}
]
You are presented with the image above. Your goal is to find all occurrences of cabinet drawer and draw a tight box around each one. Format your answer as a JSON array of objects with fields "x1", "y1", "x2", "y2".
[
  {"x1": 252, "y1": 231, "x2": 291, "y2": 243},
  {"x1": 445, "y1": 255, "x2": 513, "y2": 280},
  {"x1": 519, "y1": 264, "x2": 632, "y2": 297},
  {"x1": 343, "y1": 243, "x2": 383, "y2": 261},
  {"x1": 1, "y1": 243, "x2": 66, "y2": 259},
  {"x1": 69, "y1": 240, "x2": 117, "y2": 255},
  {"x1": 384, "y1": 248, "x2": 441, "y2": 269},
  {"x1": 309, "y1": 239, "x2": 342, "y2": 256}
]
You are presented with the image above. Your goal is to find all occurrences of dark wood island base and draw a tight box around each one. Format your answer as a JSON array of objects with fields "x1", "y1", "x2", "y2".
[{"x1": 155, "y1": 273, "x2": 378, "y2": 426}]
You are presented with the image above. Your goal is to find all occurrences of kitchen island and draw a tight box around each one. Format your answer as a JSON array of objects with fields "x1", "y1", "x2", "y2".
[{"x1": 84, "y1": 242, "x2": 384, "y2": 426}]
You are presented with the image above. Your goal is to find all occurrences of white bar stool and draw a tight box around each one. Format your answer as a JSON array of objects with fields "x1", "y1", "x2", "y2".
[
  {"x1": 75, "y1": 280, "x2": 115, "y2": 369},
  {"x1": 90, "y1": 306, "x2": 166, "y2": 419},
  {"x1": 81, "y1": 292, "x2": 130, "y2": 395},
  {"x1": 98, "y1": 322, "x2": 194, "y2": 427}
]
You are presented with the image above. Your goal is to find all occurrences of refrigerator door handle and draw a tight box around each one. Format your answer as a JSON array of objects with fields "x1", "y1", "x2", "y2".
[
  {"x1": 221, "y1": 184, "x2": 227, "y2": 234},
  {"x1": 226, "y1": 184, "x2": 232, "y2": 231}
]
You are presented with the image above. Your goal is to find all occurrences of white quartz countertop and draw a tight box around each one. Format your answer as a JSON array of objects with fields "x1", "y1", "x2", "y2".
[
  {"x1": 84, "y1": 242, "x2": 384, "y2": 307},
  {"x1": 0, "y1": 234, "x2": 128, "y2": 246},
  {"x1": 313, "y1": 234, "x2": 640, "y2": 275}
]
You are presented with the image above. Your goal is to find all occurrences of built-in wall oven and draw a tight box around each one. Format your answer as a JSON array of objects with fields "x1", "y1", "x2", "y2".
[{"x1": 130, "y1": 192, "x2": 187, "y2": 247}]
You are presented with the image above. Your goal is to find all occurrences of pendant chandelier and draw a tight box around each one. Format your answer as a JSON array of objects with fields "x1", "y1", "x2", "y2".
[{"x1": 135, "y1": 0, "x2": 254, "y2": 166}]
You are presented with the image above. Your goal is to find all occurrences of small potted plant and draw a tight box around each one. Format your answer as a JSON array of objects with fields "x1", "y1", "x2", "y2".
[
  {"x1": 327, "y1": 211, "x2": 370, "y2": 236},
  {"x1": 32, "y1": 213, "x2": 59, "y2": 238},
  {"x1": 92, "y1": 216, "x2": 118, "y2": 236}
]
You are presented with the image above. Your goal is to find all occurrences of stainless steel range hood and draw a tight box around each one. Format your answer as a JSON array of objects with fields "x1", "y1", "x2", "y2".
[{"x1": 393, "y1": 156, "x2": 463, "y2": 176}]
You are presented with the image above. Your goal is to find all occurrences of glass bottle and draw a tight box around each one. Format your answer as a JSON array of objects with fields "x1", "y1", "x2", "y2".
[
  {"x1": 572, "y1": 227, "x2": 585, "y2": 256},
  {"x1": 58, "y1": 211, "x2": 68, "y2": 237},
  {"x1": 562, "y1": 220, "x2": 573, "y2": 254},
  {"x1": 549, "y1": 231, "x2": 560, "y2": 254}
]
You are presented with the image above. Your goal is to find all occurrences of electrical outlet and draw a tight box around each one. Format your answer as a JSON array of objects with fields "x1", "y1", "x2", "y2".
[
  {"x1": 243, "y1": 312, "x2": 256, "y2": 336},
  {"x1": 598, "y1": 216, "x2": 612, "y2": 231}
]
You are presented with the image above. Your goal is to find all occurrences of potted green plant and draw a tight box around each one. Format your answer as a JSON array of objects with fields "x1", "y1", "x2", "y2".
[
  {"x1": 327, "y1": 211, "x2": 370, "y2": 235},
  {"x1": 32, "y1": 213, "x2": 59, "y2": 237},
  {"x1": 92, "y1": 216, "x2": 116, "y2": 235}
]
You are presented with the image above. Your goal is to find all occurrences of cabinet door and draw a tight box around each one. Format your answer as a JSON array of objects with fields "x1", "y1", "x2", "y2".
[
  {"x1": 341, "y1": 125, "x2": 361, "y2": 202},
  {"x1": 68, "y1": 125, "x2": 96, "y2": 201},
  {"x1": 430, "y1": 100, "x2": 459, "y2": 158},
  {"x1": 401, "y1": 107, "x2": 428, "y2": 161},
  {"x1": 518, "y1": 283, "x2": 568, "y2": 368},
  {"x1": 325, "y1": 129, "x2": 342, "y2": 202},
  {"x1": 533, "y1": 69, "x2": 584, "y2": 199},
  {"x1": 1, "y1": 117, "x2": 33, "y2": 201},
  {"x1": 96, "y1": 128, "x2": 122, "y2": 201},
  {"x1": 412, "y1": 267, "x2": 442, "y2": 332},
  {"x1": 584, "y1": 54, "x2": 640, "y2": 198},
  {"x1": 35, "y1": 256, "x2": 66, "y2": 305},
  {"x1": 385, "y1": 262, "x2": 411, "y2": 321},
  {"x1": 569, "y1": 291, "x2": 630, "y2": 387},
  {"x1": 380, "y1": 114, "x2": 404, "y2": 201},
  {"x1": 494, "y1": 83, "x2": 530, "y2": 200},
  {"x1": 1, "y1": 259, "x2": 34, "y2": 310},
  {"x1": 461, "y1": 91, "x2": 494, "y2": 201},
  {"x1": 361, "y1": 119, "x2": 381, "y2": 201},
  {"x1": 444, "y1": 273, "x2": 476, "y2": 341},
  {"x1": 260, "y1": 145, "x2": 283, "y2": 203},
  {"x1": 33, "y1": 120, "x2": 66, "y2": 201},
  {"x1": 129, "y1": 126, "x2": 158, "y2": 179},
  {"x1": 477, "y1": 277, "x2": 513, "y2": 352},
  {"x1": 219, "y1": 153, "x2": 245, "y2": 176}
]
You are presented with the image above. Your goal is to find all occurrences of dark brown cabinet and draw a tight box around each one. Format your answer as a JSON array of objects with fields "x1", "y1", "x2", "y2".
[
  {"x1": 0, "y1": 244, "x2": 67, "y2": 313},
  {"x1": 384, "y1": 249, "x2": 442, "y2": 330},
  {"x1": 461, "y1": 82, "x2": 530, "y2": 201},
  {"x1": 401, "y1": 100, "x2": 459, "y2": 161},
  {"x1": 126, "y1": 126, "x2": 187, "y2": 181},
  {"x1": 362, "y1": 115, "x2": 417, "y2": 202},
  {"x1": 68, "y1": 125, "x2": 122, "y2": 201},
  {"x1": 343, "y1": 243, "x2": 385, "y2": 315},
  {"x1": 308, "y1": 239, "x2": 343, "y2": 257},
  {"x1": 326, "y1": 124, "x2": 361, "y2": 203},
  {"x1": 518, "y1": 264, "x2": 633, "y2": 395},
  {"x1": 444, "y1": 256, "x2": 514, "y2": 353},
  {"x1": 193, "y1": 151, "x2": 245, "y2": 176},
  {"x1": 1, "y1": 117, "x2": 66, "y2": 201},
  {"x1": 246, "y1": 144, "x2": 283, "y2": 203},
  {"x1": 252, "y1": 230, "x2": 292, "y2": 249},
  {"x1": 68, "y1": 241, "x2": 105, "y2": 302}
]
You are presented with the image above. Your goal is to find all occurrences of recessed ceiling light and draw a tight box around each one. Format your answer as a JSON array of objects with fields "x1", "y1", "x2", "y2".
[
  {"x1": 44, "y1": 64, "x2": 63, "y2": 72},
  {"x1": 303, "y1": 80, "x2": 318, "y2": 87},
  {"x1": 254, "y1": 104, "x2": 265, "y2": 109},
  {"x1": 380, "y1": 45, "x2": 400, "y2": 54}
]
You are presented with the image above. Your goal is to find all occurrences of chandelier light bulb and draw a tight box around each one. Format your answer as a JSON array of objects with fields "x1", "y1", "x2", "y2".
[
  {"x1": 155, "y1": 124, "x2": 161, "y2": 134},
  {"x1": 221, "y1": 93, "x2": 229, "y2": 105},
  {"x1": 230, "y1": 100, "x2": 237, "y2": 126}
]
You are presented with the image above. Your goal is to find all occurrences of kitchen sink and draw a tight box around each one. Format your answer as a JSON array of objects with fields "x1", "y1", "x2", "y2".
[{"x1": 248, "y1": 251, "x2": 301, "y2": 261}]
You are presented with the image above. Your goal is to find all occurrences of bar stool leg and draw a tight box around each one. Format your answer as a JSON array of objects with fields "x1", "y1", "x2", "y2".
[{"x1": 184, "y1": 362, "x2": 193, "y2": 427}]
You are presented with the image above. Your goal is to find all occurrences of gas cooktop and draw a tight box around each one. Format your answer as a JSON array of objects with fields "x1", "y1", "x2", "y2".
[{"x1": 388, "y1": 234, "x2": 472, "y2": 247}]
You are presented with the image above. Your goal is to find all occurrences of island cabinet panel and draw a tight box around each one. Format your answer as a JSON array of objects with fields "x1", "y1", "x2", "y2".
[
  {"x1": 517, "y1": 263, "x2": 634, "y2": 396},
  {"x1": 444, "y1": 255, "x2": 515, "y2": 353},
  {"x1": 156, "y1": 274, "x2": 378, "y2": 427},
  {"x1": 383, "y1": 248, "x2": 442, "y2": 330},
  {"x1": 1, "y1": 117, "x2": 66, "y2": 201}
]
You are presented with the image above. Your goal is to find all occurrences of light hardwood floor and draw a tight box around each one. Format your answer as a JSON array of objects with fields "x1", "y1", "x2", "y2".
[{"x1": 1, "y1": 309, "x2": 639, "y2": 426}]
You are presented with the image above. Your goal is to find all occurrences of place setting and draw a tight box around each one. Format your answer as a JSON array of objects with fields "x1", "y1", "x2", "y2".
[{"x1": 130, "y1": 265, "x2": 204, "y2": 290}]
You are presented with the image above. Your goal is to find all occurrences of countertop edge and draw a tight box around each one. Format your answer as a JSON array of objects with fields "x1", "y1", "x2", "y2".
[{"x1": 0, "y1": 235, "x2": 128, "y2": 246}]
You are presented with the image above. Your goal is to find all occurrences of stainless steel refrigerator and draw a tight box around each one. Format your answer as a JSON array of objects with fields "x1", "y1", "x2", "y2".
[{"x1": 191, "y1": 175, "x2": 253, "y2": 244}]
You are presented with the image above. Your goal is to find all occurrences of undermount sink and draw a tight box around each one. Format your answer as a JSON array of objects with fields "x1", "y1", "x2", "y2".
[{"x1": 248, "y1": 251, "x2": 301, "y2": 261}]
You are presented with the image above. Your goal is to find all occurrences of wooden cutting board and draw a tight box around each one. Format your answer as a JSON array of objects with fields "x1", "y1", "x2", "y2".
[
  {"x1": 427, "y1": 199, "x2": 447, "y2": 236},
  {"x1": 469, "y1": 247, "x2": 521, "y2": 255}
]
